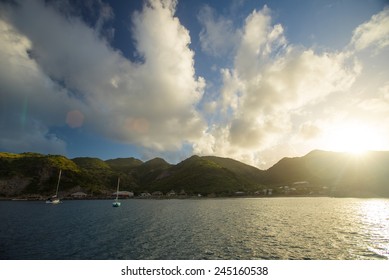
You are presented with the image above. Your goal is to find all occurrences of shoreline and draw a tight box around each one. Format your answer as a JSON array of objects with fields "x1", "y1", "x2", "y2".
[{"x1": 1, "y1": 194, "x2": 388, "y2": 201}]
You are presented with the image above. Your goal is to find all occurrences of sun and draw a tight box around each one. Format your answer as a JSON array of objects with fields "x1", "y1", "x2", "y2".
[{"x1": 322, "y1": 122, "x2": 383, "y2": 155}]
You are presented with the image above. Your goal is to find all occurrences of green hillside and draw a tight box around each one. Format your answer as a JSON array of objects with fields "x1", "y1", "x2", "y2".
[
  {"x1": 72, "y1": 157, "x2": 111, "y2": 170},
  {"x1": 203, "y1": 156, "x2": 265, "y2": 185},
  {"x1": 132, "y1": 158, "x2": 171, "y2": 188},
  {"x1": 105, "y1": 157, "x2": 143, "y2": 172},
  {"x1": 149, "y1": 156, "x2": 258, "y2": 195},
  {"x1": 0, "y1": 150, "x2": 388, "y2": 198},
  {"x1": 0, "y1": 152, "x2": 80, "y2": 196}
]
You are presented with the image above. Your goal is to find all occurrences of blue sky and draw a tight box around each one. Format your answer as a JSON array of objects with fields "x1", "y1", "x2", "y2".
[{"x1": 1, "y1": 0, "x2": 388, "y2": 168}]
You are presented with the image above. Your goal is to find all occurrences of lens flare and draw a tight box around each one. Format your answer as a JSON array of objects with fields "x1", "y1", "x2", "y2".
[{"x1": 322, "y1": 122, "x2": 383, "y2": 155}]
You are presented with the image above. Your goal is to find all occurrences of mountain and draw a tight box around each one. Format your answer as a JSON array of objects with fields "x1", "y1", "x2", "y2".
[
  {"x1": 105, "y1": 157, "x2": 143, "y2": 172},
  {"x1": 72, "y1": 157, "x2": 111, "y2": 170},
  {"x1": 264, "y1": 150, "x2": 345, "y2": 184},
  {"x1": 148, "y1": 155, "x2": 262, "y2": 195},
  {"x1": 265, "y1": 150, "x2": 389, "y2": 197},
  {"x1": 71, "y1": 157, "x2": 119, "y2": 195},
  {"x1": 0, "y1": 152, "x2": 80, "y2": 197},
  {"x1": 132, "y1": 157, "x2": 172, "y2": 187},
  {"x1": 203, "y1": 156, "x2": 264, "y2": 184},
  {"x1": 0, "y1": 150, "x2": 388, "y2": 198}
]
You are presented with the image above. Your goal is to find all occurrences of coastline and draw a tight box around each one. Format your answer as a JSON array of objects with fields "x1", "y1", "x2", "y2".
[{"x1": 1, "y1": 193, "x2": 387, "y2": 201}]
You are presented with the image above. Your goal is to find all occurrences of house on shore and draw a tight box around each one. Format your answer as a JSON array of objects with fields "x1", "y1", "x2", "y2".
[
  {"x1": 71, "y1": 192, "x2": 87, "y2": 199},
  {"x1": 166, "y1": 190, "x2": 176, "y2": 197},
  {"x1": 140, "y1": 192, "x2": 151, "y2": 197},
  {"x1": 113, "y1": 191, "x2": 134, "y2": 198},
  {"x1": 262, "y1": 189, "x2": 273, "y2": 195},
  {"x1": 152, "y1": 191, "x2": 163, "y2": 197}
]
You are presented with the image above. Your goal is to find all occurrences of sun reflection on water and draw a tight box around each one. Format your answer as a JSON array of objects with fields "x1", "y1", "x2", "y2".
[{"x1": 358, "y1": 199, "x2": 389, "y2": 259}]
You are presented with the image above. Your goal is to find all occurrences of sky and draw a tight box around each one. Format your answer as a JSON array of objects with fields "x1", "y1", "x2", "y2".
[{"x1": 0, "y1": 0, "x2": 389, "y2": 169}]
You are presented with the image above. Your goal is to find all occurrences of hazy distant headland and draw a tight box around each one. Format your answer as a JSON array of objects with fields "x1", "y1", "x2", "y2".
[{"x1": 0, "y1": 150, "x2": 388, "y2": 200}]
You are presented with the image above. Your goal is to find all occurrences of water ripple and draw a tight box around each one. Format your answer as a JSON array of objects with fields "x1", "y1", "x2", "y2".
[{"x1": 0, "y1": 198, "x2": 388, "y2": 259}]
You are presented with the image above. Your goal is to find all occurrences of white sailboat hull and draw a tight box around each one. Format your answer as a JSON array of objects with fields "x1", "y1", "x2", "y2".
[
  {"x1": 112, "y1": 201, "x2": 121, "y2": 207},
  {"x1": 46, "y1": 200, "x2": 60, "y2": 204}
]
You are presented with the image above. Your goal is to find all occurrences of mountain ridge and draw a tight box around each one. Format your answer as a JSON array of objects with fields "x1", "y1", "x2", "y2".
[{"x1": 0, "y1": 150, "x2": 388, "y2": 198}]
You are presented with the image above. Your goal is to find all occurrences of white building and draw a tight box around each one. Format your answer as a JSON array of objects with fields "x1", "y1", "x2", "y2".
[
  {"x1": 71, "y1": 192, "x2": 87, "y2": 198},
  {"x1": 113, "y1": 191, "x2": 134, "y2": 198}
]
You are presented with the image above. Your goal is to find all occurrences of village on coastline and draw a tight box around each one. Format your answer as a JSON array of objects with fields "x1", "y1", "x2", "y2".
[
  {"x1": 2, "y1": 150, "x2": 388, "y2": 200},
  {"x1": 5, "y1": 180, "x2": 331, "y2": 201},
  {"x1": 68, "y1": 181, "x2": 329, "y2": 200}
]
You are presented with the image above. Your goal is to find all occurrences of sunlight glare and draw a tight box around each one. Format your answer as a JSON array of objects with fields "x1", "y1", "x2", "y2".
[
  {"x1": 358, "y1": 200, "x2": 389, "y2": 259},
  {"x1": 323, "y1": 122, "x2": 383, "y2": 155}
]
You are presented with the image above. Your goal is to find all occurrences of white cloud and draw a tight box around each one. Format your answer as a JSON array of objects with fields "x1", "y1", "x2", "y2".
[
  {"x1": 0, "y1": 19, "x2": 78, "y2": 154},
  {"x1": 198, "y1": 5, "x2": 240, "y2": 57},
  {"x1": 194, "y1": 6, "x2": 361, "y2": 168},
  {"x1": 197, "y1": 5, "x2": 389, "y2": 167},
  {"x1": 350, "y1": 8, "x2": 389, "y2": 51},
  {"x1": 0, "y1": 0, "x2": 206, "y2": 154},
  {"x1": 2, "y1": 1, "x2": 389, "y2": 168}
]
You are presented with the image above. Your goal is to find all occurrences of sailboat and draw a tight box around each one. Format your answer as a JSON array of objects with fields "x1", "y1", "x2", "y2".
[
  {"x1": 112, "y1": 177, "x2": 121, "y2": 207},
  {"x1": 46, "y1": 169, "x2": 62, "y2": 204}
]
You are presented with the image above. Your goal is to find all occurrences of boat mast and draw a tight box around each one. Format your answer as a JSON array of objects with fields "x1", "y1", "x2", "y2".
[
  {"x1": 116, "y1": 177, "x2": 120, "y2": 200},
  {"x1": 55, "y1": 169, "x2": 62, "y2": 197}
]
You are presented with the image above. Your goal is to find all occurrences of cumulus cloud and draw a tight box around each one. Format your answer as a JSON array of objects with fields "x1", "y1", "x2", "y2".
[
  {"x1": 1, "y1": 1, "x2": 389, "y2": 168},
  {"x1": 194, "y1": 6, "x2": 361, "y2": 168},
  {"x1": 47, "y1": 0, "x2": 115, "y2": 41},
  {"x1": 234, "y1": 6, "x2": 286, "y2": 78},
  {"x1": 197, "y1": 5, "x2": 389, "y2": 167},
  {"x1": 0, "y1": 18, "x2": 78, "y2": 154},
  {"x1": 0, "y1": 0, "x2": 205, "y2": 154},
  {"x1": 350, "y1": 8, "x2": 389, "y2": 51}
]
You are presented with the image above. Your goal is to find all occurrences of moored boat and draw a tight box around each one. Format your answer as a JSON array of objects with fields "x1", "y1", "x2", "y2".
[
  {"x1": 112, "y1": 177, "x2": 121, "y2": 207},
  {"x1": 46, "y1": 169, "x2": 62, "y2": 204}
]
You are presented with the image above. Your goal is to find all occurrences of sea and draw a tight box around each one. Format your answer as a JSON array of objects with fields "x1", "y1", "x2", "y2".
[{"x1": 0, "y1": 197, "x2": 388, "y2": 260}]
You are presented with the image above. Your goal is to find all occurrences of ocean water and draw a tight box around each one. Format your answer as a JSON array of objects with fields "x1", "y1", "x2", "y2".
[{"x1": 0, "y1": 197, "x2": 388, "y2": 260}]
